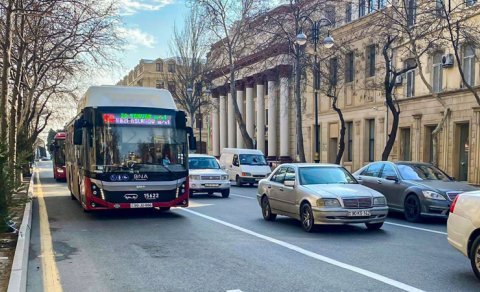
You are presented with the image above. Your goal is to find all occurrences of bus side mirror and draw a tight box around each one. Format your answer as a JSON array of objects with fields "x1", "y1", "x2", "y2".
[
  {"x1": 73, "y1": 129, "x2": 82, "y2": 145},
  {"x1": 187, "y1": 127, "x2": 196, "y2": 151},
  {"x1": 176, "y1": 111, "x2": 186, "y2": 129}
]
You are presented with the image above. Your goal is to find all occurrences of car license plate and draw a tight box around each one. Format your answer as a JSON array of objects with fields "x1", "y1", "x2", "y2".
[
  {"x1": 130, "y1": 203, "x2": 153, "y2": 208},
  {"x1": 347, "y1": 210, "x2": 371, "y2": 217},
  {"x1": 204, "y1": 183, "x2": 219, "y2": 187}
]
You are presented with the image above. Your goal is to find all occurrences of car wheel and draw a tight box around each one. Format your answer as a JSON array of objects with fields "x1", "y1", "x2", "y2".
[
  {"x1": 236, "y1": 176, "x2": 243, "y2": 187},
  {"x1": 261, "y1": 196, "x2": 276, "y2": 221},
  {"x1": 221, "y1": 190, "x2": 230, "y2": 198},
  {"x1": 365, "y1": 222, "x2": 384, "y2": 230},
  {"x1": 470, "y1": 236, "x2": 480, "y2": 280},
  {"x1": 404, "y1": 195, "x2": 422, "y2": 222},
  {"x1": 300, "y1": 203, "x2": 314, "y2": 232}
]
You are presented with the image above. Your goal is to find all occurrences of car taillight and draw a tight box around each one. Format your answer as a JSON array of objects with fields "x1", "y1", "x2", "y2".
[{"x1": 450, "y1": 195, "x2": 460, "y2": 213}]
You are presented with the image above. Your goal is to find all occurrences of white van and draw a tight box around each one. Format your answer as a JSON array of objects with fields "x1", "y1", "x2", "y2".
[{"x1": 219, "y1": 148, "x2": 271, "y2": 186}]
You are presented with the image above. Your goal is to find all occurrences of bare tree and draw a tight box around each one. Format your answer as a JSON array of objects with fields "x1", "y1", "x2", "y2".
[
  {"x1": 170, "y1": 6, "x2": 209, "y2": 127},
  {"x1": 195, "y1": 0, "x2": 269, "y2": 149}
]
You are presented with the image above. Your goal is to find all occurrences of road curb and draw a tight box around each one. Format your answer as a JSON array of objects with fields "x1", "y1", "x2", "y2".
[{"x1": 7, "y1": 170, "x2": 35, "y2": 292}]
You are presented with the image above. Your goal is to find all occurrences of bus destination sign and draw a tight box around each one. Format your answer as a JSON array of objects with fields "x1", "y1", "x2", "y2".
[{"x1": 103, "y1": 113, "x2": 172, "y2": 126}]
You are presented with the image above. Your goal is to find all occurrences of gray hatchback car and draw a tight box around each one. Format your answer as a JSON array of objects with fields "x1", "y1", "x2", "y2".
[{"x1": 353, "y1": 161, "x2": 478, "y2": 222}]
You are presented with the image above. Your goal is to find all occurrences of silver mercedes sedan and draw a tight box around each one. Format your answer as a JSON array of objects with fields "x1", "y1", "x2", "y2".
[{"x1": 257, "y1": 164, "x2": 389, "y2": 232}]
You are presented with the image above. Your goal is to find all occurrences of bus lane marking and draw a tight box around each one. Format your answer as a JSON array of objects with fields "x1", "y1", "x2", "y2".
[
  {"x1": 181, "y1": 208, "x2": 425, "y2": 292},
  {"x1": 36, "y1": 171, "x2": 63, "y2": 292}
]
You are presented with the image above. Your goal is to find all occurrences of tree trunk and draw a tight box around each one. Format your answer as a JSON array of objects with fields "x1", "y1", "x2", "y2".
[
  {"x1": 229, "y1": 69, "x2": 254, "y2": 149},
  {"x1": 295, "y1": 51, "x2": 306, "y2": 162},
  {"x1": 332, "y1": 98, "x2": 345, "y2": 164},
  {"x1": 431, "y1": 109, "x2": 450, "y2": 166},
  {"x1": 0, "y1": 0, "x2": 15, "y2": 142},
  {"x1": 382, "y1": 97, "x2": 400, "y2": 161}
]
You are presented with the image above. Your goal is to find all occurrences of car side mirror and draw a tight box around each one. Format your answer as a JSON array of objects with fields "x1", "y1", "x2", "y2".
[
  {"x1": 284, "y1": 180, "x2": 295, "y2": 187},
  {"x1": 385, "y1": 175, "x2": 399, "y2": 182}
]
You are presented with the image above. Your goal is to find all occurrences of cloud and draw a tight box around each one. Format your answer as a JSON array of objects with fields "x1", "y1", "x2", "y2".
[
  {"x1": 117, "y1": 27, "x2": 156, "y2": 49},
  {"x1": 119, "y1": 0, "x2": 175, "y2": 16}
]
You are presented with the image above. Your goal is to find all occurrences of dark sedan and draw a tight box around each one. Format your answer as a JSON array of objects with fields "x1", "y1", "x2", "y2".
[{"x1": 353, "y1": 161, "x2": 478, "y2": 222}]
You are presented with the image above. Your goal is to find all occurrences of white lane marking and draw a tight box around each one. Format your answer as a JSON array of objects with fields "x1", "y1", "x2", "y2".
[
  {"x1": 226, "y1": 290, "x2": 243, "y2": 292},
  {"x1": 230, "y1": 193, "x2": 256, "y2": 200},
  {"x1": 384, "y1": 222, "x2": 447, "y2": 235},
  {"x1": 182, "y1": 208, "x2": 424, "y2": 292}
]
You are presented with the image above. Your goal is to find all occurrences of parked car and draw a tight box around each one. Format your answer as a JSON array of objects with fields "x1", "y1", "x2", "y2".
[
  {"x1": 189, "y1": 154, "x2": 230, "y2": 198},
  {"x1": 353, "y1": 161, "x2": 478, "y2": 222},
  {"x1": 219, "y1": 148, "x2": 271, "y2": 186},
  {"x1": 447, "y1": 191, "x2": 480, "y2": 280},
  {"x1": 257, "y1": 164, "x2": 388, "y2": 232}
]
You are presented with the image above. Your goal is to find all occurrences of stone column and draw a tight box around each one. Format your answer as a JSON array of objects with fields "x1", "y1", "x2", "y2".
[
  {"x1": 278, "y1": 65, "x2": 292, "y2": 161},
  {"x1": 413, "y1": 114, "x2": 422, "y2": 162},
  {"x1": 236, "y1": 82, "x2": 245, "y2": 148},
  {"x1": 255, "y1": 75, "x2": 265, "y2": 153},
  {"x1": 219, "y1": 89, "x2": 228, "y2": 152},
  {"x1": 245, "y1": 78, "x2": 255, "y2": 144},
  {"x1": 211, "y1": 89, "x2": 220, "y2": 157},
  {"x1": 267, "y1": 70, "x2": 277, "y2": 159},
  {"x1": 227, "y1": 90, "x2": 236, "y2": 148}
]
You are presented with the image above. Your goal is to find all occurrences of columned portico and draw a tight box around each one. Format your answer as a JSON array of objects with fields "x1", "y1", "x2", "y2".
[
  {"x1": 219, "y1": 87, "x2": 228, "y2": 152},
  {"x1": 255, "y1": 75, "x2": 265, "y2": 153},
  {"x1": 236, "y1": 82, "x2": 245, "y2": 148},
  {"x1": 267, "y1": 71, "x2": 277, "y2": 160},
  {"x1": 227, "y1": 91, "x2": 236, "y2": 147},
  {"x1": 278, "y1": 65, "x2": 292, "y2": 160},
  {"x1": 211, "y1": 90, "x2": 220, "y2": 157}
]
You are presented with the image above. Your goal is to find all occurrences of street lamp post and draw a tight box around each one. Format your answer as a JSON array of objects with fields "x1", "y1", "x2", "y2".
[
  {"x1": 296, "y1": 18, "x2": 334, "y2": 163},
  {"x1": 187, "y1": 84, "x2": 211, "y2": 154}
]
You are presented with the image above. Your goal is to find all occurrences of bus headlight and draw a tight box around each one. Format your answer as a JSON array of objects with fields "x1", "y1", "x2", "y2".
[{"x1": 91, "y1": 183, "x2": 105, "y2": 200}]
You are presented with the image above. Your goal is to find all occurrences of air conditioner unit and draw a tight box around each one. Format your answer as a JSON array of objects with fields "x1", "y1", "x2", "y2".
[
  {"x1": 394, "y1": 75, "x2": 403, "y2": 86},
  {"x1": 442, "y1": 54, "x2": 454, "y2": 68}
]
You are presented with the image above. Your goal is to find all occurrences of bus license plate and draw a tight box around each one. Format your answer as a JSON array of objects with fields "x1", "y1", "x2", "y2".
[
  {"x1": 347, "y1": 210, "x2": 371, "y2": 217},
  {"x1": 130, "y1": 203, "x2": 153, "y2": 208}
]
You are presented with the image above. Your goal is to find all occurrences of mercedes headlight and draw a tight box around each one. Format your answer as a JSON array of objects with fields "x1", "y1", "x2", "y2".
[
  {"x1": 189, "y1": 175, "x2": 201, "y2": 181},
  {"x1": 373, "y1": 197, "x2": 386, "y2": 206},
  {"x1": 316, "y1": 198, "x2": 341, "y2": 208},
  {"x1": 422, "y1": 190, "x2": 446, "y2": 201},
  {"x1": 221, "y1": 175, "x2": 228, "y2": 180}
]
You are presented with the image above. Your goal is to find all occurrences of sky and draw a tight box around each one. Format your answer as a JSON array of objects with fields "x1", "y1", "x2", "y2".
[{"x1": 95, "y1": 0, "x2": 189, "y2": 85}]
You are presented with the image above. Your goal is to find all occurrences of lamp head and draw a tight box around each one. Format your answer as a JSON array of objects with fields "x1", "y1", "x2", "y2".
[
  {"x1": 323, "y1": 35, "x2": 334, "y2": 49},
  {"x1": 295, "y1": 32, "x2": 307, "y2": 46}
]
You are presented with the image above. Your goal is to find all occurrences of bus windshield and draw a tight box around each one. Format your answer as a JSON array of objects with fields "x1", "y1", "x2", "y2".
[
  {"x1": 54, "y1": 139, "x2": 65, "y2": 166},
  {"x1": 95, "y1": 125, "x2": 187, "y2": 173}
]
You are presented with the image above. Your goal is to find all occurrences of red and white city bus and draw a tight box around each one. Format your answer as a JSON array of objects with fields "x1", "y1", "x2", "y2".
[
  {"x1": 65, "y1": 86, "x2": 196, "y2": 212},
  {"x1": 50, "y1": 132, "x2": 67, "y2": 181}
]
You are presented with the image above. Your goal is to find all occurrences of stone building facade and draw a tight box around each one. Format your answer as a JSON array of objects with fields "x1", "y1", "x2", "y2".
[{"x1": 206, "y1": 1, "x2": 480, "y2": 185}]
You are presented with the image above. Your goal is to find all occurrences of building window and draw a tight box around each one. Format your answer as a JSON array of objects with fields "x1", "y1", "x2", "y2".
[
  {"x1": 346, "y1": 2, "x2": 353, "y2": 23},
  {"x1": 466, "y1": 0, "x2": 477, "y2": 7},
  {"x1": 407, "y1": 0, "x2": 416, "y2": 26},
  {"x1": 345, "y1": 52, "x2": 355, "y2": 83},
  {"x1": 367, "y1": 119, "x2": 375, "y2": 162},
  {"x1": 463, "y1": 44, "x2": 476, "y2": 86},
  {"x1": 168, "y1": 63, "x2": 175, "y2": 73},
  {"x1": 366, "y1": 45, "x2": 376, "y2": 77},
  {"x1": 400, "y1": 128, "x2": 411, "y2": 161},
  {"x1": 156, "y1": 80, "x2": 164, "y2": 89},
  {"x1": 325, "y1": 5, "x2": 336, "y2": 27},
  {"x1": 359, "y1": 0, "x2": 366, "y2": 17},
  {"x1": 156, "y1": 62, "x2": 163, "y2": 72},
  {"x1": 432, "y1": 52, "x2": 443, "y2": 93},
  {"x1": 346, "y1": 122, "x2": 353, "y2": 162},
  {"x1": 168, "y1": 81, "x2": 176, "y2": 93},
  {"x1": 329, "y1": 57, "x2": 338, "y2": 86},
  {"x1": 405, "y1": 58, "x2": 416, "y2": 97}
]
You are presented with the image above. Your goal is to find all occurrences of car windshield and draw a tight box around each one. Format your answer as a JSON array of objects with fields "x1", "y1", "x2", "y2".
[
  {"x1": 239, "y1": 154, "x2": 267, "y2": 165},
  {"x1": 397, "y1": 164, "x2": 452, "y2": 181},
  {"x1": 299, "y1": 167, "x2": 357, "y2": 185},
  {"x1": 189, "y1": 157, "x2": 220, "y2": 169}
]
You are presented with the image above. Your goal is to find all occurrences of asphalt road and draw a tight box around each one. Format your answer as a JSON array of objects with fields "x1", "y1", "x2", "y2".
[{"x1": 27, "y1": 161, "x2": 480, "y2": 292}]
